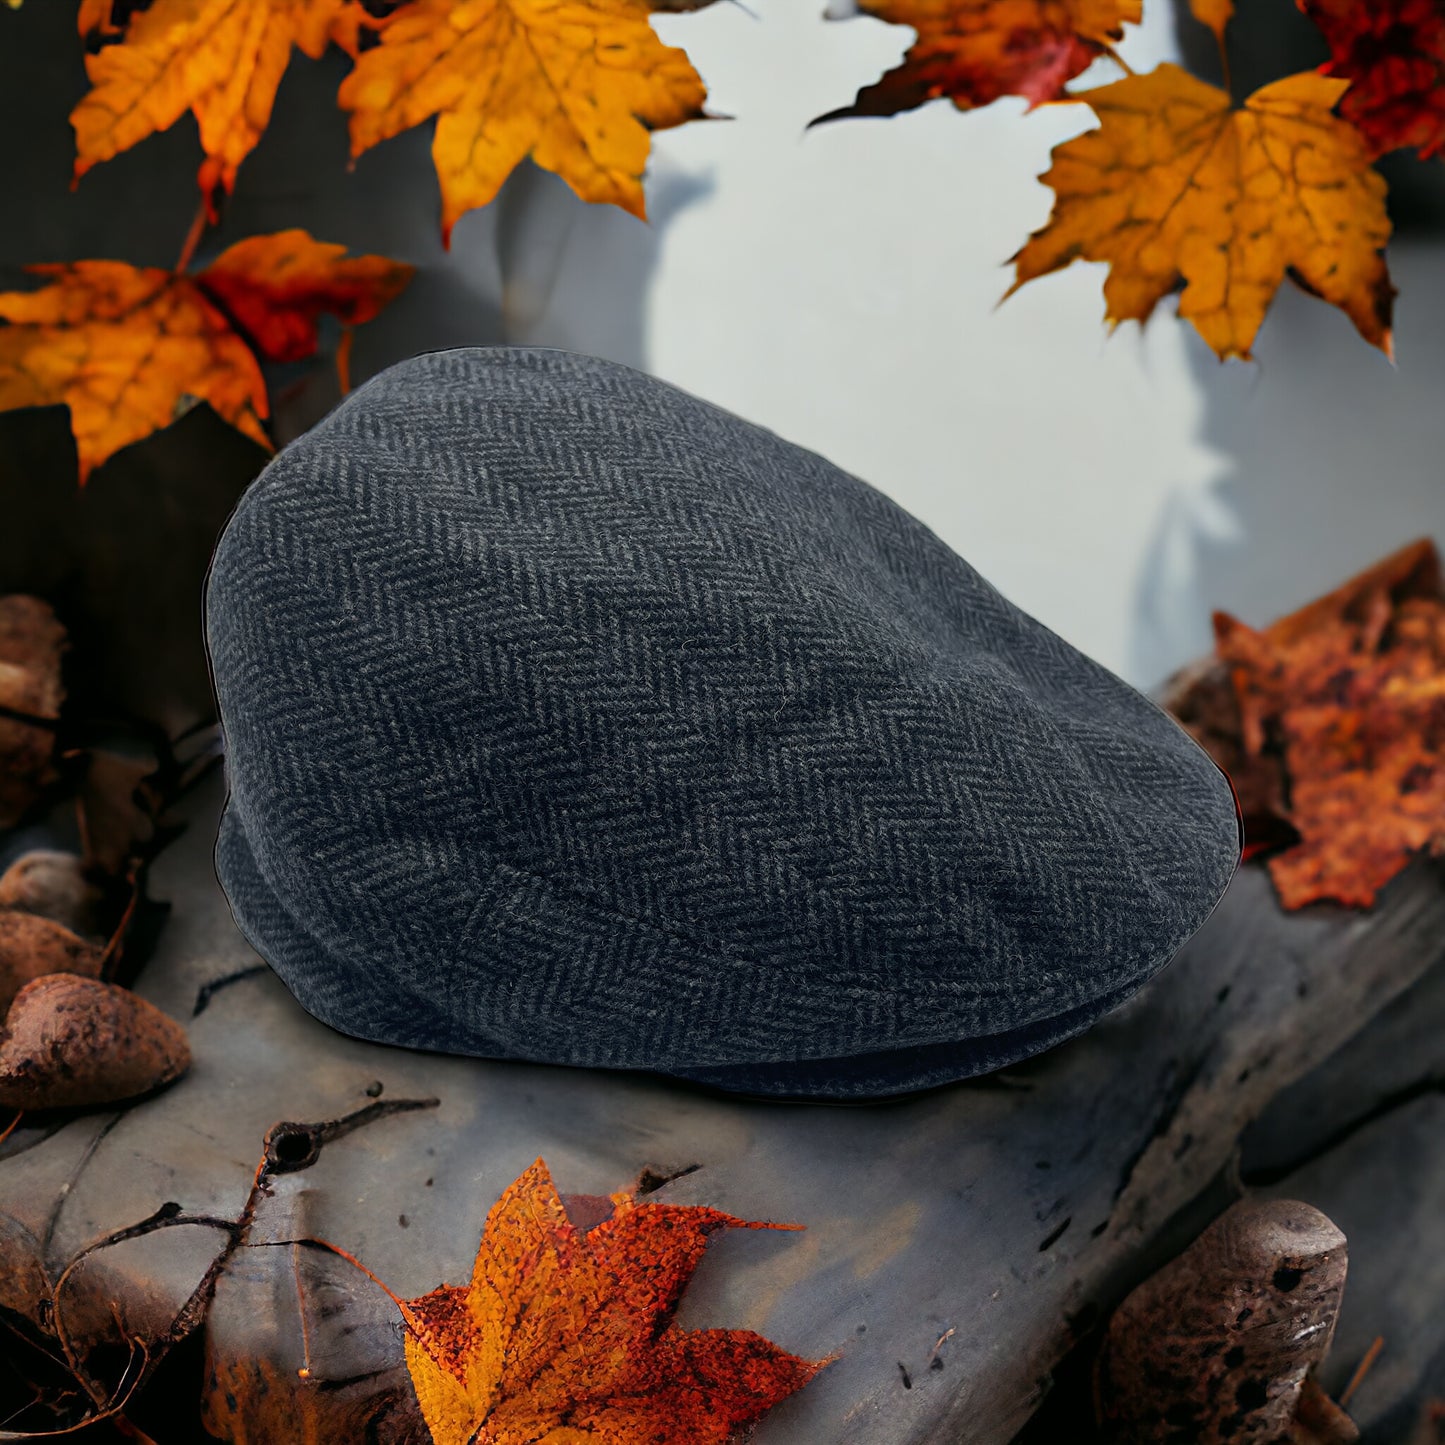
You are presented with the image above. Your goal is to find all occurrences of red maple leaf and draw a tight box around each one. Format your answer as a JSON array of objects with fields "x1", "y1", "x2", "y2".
[{"x1": 1299, "y1": 0, "x2": 1445, "y2": 159}]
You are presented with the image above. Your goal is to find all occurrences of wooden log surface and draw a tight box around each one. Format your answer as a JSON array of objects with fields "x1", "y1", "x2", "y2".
[{"x1": 0, "y1": 763, "x2": 1441, "y2": 1444}]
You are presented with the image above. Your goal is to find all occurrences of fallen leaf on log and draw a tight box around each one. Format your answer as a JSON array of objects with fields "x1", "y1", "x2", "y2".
[
  {"x1": 0, "y1": 851, "x2": 107, "y2": 938},
  {"x1": 1298, "y1": 0, "x2": 1445, "y2": 161},
  {"x1": 74, "y1": 749, "x2": 164, "y2": 880},
  {"x1": 337, "y1": 0, "x2": 711, "y2": 242},
  {"x1": 1005, "y1": 65, "x2": 1395, "y2": 361},
  {"x1": 1096, "y1": 1197, "x2": 1351, "y2": 1444},
  {"x1": 0, "y1": 910, "x2": 103, "y2": 1015},
  {"x1": 813, "y1": 0, "x2": 1141, "y2": 121},
  {"x1": 1158, "y1": 646, "x2": 1296, "y2": 863},
  {"x1": 0, "y1": 596, "x2": 66, "y2": 829},
  {"x1": 392, "y1": 1158, "x2": 825, "y2": 1445},
  {"x1": 0, "y1": 974, "x2": 189, "y2": 1110},
  {"x1": 1212, "y1": 538, "x2": 1445, "y2": 908}
]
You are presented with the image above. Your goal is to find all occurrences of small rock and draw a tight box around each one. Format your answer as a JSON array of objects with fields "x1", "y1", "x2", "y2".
[
  {"x1": 0, "y1": 909, "x2": 104, "y2": 1015},
  {"x1": 1096, "y1": 1197, "x2": 1351, "y2": 1444},
  {"x1": 0, "y1": 596, "x2": 67, "y2": 830},
  {"x1": 0, "y1": 851, "x2": 107, "y2": 937},
  {"x1": 0, "y1": 974, "x2": 190, "y2": 1111}
]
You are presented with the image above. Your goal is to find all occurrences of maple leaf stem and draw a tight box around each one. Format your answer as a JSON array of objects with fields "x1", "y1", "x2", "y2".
[
  {"x1": 175, "y1": 201, "x2": 209, "y2": 274},
  {"x1": 1217, "y1": 39, "x2": 1232, "y2": 98},
  {"x1": 95, "y1": 867, "x2": 141, "y2": 982},
  {"x1": 293, "y1": 1234, "x2": 411, "y2": 1319},
  {"x1": 336, "y1": 327, "x2": 354, "y2": 396},
  {"x1": 293, "y1": 1239, "x2": 316, "y2": 1382}
]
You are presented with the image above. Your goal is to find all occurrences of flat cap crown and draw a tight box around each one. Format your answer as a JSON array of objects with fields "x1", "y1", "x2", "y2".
[{"x1": 204, "y1": 347, "x2": 1240, "y2": 1099}]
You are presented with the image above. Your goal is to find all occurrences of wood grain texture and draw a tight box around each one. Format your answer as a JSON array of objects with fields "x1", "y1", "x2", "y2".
[{"x1": 0, "y1": 767, "x2": 1440, "y2": 1443}]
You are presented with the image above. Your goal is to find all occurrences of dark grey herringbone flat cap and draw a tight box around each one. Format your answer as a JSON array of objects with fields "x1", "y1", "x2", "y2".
[{"x1": 203, "y1": 347, "x2": 1241, "y2": 1101}]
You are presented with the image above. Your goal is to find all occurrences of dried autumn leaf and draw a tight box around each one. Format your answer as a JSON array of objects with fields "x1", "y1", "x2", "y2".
[
  {"x1": 0, "y1": 261, "x2": 269, "y2": 484},
  {"x1": 0, "y1": 230, "x2": 413, "y2": 483},
  {"x1": 815, "y1": 0, "x2": 1141, "y2": 121},
  {"x1": 77, "y1": 0, "x2": 118, "y2": 36},
  {"x1": 1299, "y1": 0, "x2": 1445, "y2": 161},
  {"x1": 1006, "y1": 65, "x2": 1395, "y2": 361},
  {"x1": 1213, "y1": 538, "x2": 1445, "y2": 909},
  {"x1": 70, "y1": 0, "x2": 366, "y2": 206},
  {"x1": 196, "y1": 230, "x2": 414, "y2": 363},
  {"x1": 338, "y1": 0, "x2": 711, "y2": 243},
  {"x1": 398, "y1": 1158, "x2": 824, "y2": 1444},
  {"x1": 75, "y1": 748, "x2": 163, "y2": 878}
]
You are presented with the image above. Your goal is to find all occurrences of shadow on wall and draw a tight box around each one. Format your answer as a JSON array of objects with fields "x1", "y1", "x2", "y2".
[
  {"x1": 1, "y1": 1, "x2": 705, "y2": 725},
  {"x1": 1129, "y1": 255, "x2": 1445, "y2": 687},
  {"x1": 1129, "y1": 1, "x2": 1445, "y2": 686}
]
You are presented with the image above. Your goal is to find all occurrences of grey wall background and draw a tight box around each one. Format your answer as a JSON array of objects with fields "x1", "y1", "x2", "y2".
[{"x1": 4, "y1": 0, "x2": 1445, "y2": 708}]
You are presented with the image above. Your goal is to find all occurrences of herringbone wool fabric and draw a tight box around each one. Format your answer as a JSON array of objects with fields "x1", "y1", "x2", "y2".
[{"x1": 203, "y1": 346, "x2": 1241, "y2": 1100}]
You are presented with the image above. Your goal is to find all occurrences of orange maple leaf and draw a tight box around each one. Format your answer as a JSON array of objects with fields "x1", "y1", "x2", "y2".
[
  {"x1": 337, "y1": 0, "x2": 711, "y2": 244},
  {"x1": 395, "y1": 1159, "x2": 825, "y2": 1445},
  {"x1": 70, "y1": 0, "x2": 367, "y2": 209},
  {"x1": 76, "y1": 0, "x2": 120, "y2": 36},
  {"x1": 0, "y1": 262, "x2": 270, "y2": 486},
  {"x1": 1213, "y1": 539, "x2": 1445, "y2": 910},
  {"x1": 814, "y1": 0, "x2": 1141, "y2": 122},
  {"x1": 1006, "y1": 65, "x2": 1395, "y2": 361},
  {"x1": 0, "y1": 229, "x2": 412, "y2": 483},
  {"x1": 1299, "y1": 0, "x2": 1445, "y2": 161}
]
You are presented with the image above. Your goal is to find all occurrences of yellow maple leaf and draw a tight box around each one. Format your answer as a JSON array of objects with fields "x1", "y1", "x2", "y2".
[
  {"x1": 338, "y1": 0, "x2": 710, "y2": 244},
  {"x1": 816, "y1": 0, "x2": 1142, "y2": 120},
  {"x1": 1190, "y1": 0, "x2": 1232, "y2": 45},
  {"x1": 70, "y1": 0, "x2": 364, "y2": 206},
  {"x1": 397, "y1": 1159, "x2": 824, "y2": 1445},
  {"x1": 1007, "y1": 64, "x2": 1395, "y2": 361},
  {"x1": 0, "y1": 262, "x2": 269, "y2": 484}
]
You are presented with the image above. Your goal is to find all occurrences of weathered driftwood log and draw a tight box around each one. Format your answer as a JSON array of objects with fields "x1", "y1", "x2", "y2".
[{"x1": 0, "y1": 753, "x2": 1439, "y2": 1443}]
